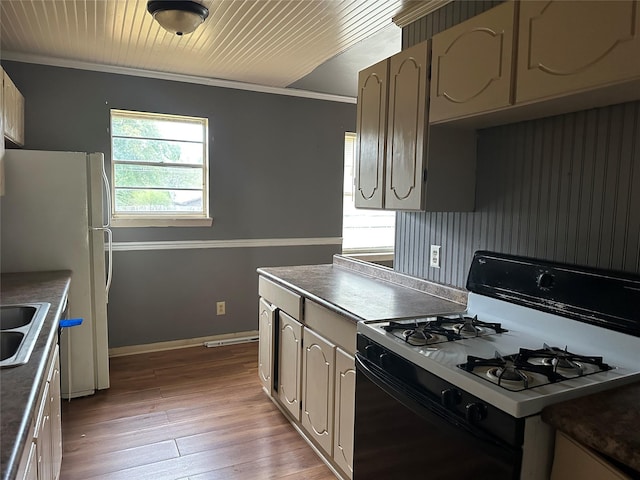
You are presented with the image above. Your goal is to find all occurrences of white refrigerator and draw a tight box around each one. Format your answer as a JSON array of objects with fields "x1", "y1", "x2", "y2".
[{"x1": 1, "y1": 150, "x2": 113, "y2": 398}]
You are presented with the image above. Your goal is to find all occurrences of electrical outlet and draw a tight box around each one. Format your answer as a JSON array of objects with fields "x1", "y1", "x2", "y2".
[
  {"x1": 430, "y1": 245, "x2": 441, "y2": 268},
  {"x1": 216, "y1": 301, "x2": 226, "y2": 315}
]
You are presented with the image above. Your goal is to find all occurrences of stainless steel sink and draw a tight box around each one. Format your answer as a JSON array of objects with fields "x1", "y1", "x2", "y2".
[{"x1": 0, "y1": 303, "x2": 51, "y2": 367}]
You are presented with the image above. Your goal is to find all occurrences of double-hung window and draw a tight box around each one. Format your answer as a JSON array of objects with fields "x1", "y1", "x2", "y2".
[
  {"x1": 342, "y1": 132, "x2": 395, "y2": 255},
  {"x1": 110, "y1": 109, "x2": 210, "y2": 227}
]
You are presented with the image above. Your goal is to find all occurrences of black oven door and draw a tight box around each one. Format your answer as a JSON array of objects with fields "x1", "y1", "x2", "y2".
[{"x1": 354, "y1": 352, "x2": 522, "y2": 480}]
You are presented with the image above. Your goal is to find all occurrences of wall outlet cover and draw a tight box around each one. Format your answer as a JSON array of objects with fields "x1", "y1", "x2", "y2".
[
  {"x1": 216, "y1": 301, "x2": 226, "y2": 315},
  {"x1": 430, "y1": 245, "x2": 441, "y2": 268}
]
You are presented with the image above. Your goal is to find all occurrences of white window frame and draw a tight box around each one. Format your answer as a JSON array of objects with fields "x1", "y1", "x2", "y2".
[
  {"x1": 342, "y1": 132, "x2": 395, "y2": 260},
  {"x1": 109, "y1": 109, "x2": 211, "y2": 228}
]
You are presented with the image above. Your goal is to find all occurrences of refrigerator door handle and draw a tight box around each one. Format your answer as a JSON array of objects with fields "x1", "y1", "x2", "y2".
[
  {"x1": 105, "y1": 227, "x2": 113, "y2": 301},
  {"x1": 100, "y1": 154, "x2": 112, "y2": 228},
  {"x1": 90, "y1": 226, "x2": 113, "y2": 302}
]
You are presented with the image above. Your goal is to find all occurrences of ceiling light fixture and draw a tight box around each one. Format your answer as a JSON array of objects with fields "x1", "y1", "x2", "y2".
[{"x1": 147, "y1": 1, "x2": 209, "y2": 36}]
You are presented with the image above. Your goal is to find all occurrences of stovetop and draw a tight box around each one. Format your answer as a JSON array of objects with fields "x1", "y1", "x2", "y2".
[
  {"x1": 357, "y1": 293, "x2": 640, "y2": 418},
  {"x1": 382, "y1": 314, "x2": 507, "y2": 346}
]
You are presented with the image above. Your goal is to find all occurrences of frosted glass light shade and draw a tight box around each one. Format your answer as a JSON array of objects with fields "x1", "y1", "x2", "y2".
[{"x1": 147, "y1": 1, "x2": 209, "y2": 36}]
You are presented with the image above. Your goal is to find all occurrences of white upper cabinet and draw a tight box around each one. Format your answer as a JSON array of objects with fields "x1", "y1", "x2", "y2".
[
  {"x1": 384, "y1": 41, "x2": 430, "y2": 211},
  {"x1": 516, "y1": 0, "x2": 640, "y2": 103},
  {"x1": 355, "y1": 59, "x2": 388, "y2": 209},
  {"x1": 355, "y1": 41, "x2": 430, "y2": 211},
  {"x1": 429, "y1": 0, "x2": 640, "y2": 128},
  {"x1": 429, "y1": 1, "x2": 517, "y2": 123},
  {"x1": 3, "y1": 69, "x2": 25, "y2": 146}
]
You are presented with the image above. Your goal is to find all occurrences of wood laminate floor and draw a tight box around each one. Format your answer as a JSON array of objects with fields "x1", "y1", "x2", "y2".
[{"x1": 60, "y1": 342, "x2": 337, "y2": 480}]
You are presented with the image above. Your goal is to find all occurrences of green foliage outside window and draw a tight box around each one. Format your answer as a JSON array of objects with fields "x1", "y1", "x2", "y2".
[{"x1": 110, "y1": 111, "x2": 207, "y2": 215}]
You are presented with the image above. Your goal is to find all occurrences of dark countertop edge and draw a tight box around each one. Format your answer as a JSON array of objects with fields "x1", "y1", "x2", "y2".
[
  {"x1": 1, "y1": 271, "x2": 71, "y2": 480},
  {"x1": 257, "y1": 269, "x2": 364, "y2": 323},
  {"x1": 541, "y1": 381, "x2": 640, "y2": 475}
]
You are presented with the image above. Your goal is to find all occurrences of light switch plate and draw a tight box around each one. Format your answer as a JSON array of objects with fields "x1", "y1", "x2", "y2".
[{"x1": 430, "y1": 245, "x2": 441, "y2": 268}]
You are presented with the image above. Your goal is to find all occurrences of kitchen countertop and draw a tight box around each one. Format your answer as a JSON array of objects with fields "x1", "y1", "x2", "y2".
[
  {"x1": 257, "y1": 255, "x2": 467, "y2": 322},
  {"x1": 542, "y1": 381, "x2": 640, "y2": 475},
  {"x1": 1, "y1": 271, "x2": 71, "y2": 480}
]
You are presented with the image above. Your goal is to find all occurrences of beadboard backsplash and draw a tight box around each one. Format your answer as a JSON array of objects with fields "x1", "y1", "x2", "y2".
[{"x1": 394, "y1": 1, "x2": 640, "y2": 288}]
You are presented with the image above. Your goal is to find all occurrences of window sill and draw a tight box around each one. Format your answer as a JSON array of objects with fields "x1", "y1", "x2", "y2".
[{"x1": 110, "y1": 217, "x2": 213, "y2": 228}]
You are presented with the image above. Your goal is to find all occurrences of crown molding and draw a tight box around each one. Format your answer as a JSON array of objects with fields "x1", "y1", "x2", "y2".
[
  {"x1": 1, "y1": 51, "x2": 357, "y2": 104},
  {"x1": 392, "y1": 0, "x2": 453, "y2": 28}
]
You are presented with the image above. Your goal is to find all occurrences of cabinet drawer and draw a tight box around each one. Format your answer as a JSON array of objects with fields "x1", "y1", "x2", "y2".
[
  {"x1": 258, "y1": 277, "x2": 303, "y2": 320},
  {"x1": 304, "y1": 301, "x2": 356, "y2": 356}
]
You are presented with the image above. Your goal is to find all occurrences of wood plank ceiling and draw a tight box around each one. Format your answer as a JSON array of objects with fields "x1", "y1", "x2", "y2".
[{"x1": 0, "y1": 0, "x2": 413, "y2": 88}]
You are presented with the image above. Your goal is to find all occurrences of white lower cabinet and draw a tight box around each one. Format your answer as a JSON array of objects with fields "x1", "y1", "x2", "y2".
[
  {"x1": 551, "y1": 431, "x2": 631, "y2": 480},
  {"x1": 35, "y1": 381, "x2": 52, "y2": 480},
  {"x1": 333, "y1": 348, "x2": 355, "y2": 479},
  {"x1": 278, "y1": 312, "x2": 302, "y2": 420},
  {"x1": 50, "y1": 354, "x2": 62, "y2": 480},
  {"x1": 258, "y1": 279, "x2": 356, "y2": 479},
  {"x1": 16, "y1": 441, "x2": 38, "y2": 480},
  {"x1": 16, "y1": 343, "x2": 62, "y2": 480},
  {"x1": 258, "y1": 297, "x2": 276, "y2": 395},
  {"x1": 301, "y1": 328, "x2": 336, "y2": 456}
]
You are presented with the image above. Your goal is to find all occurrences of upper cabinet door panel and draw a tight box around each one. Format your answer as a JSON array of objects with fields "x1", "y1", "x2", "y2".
[
  {"x1": 430, "y1": 1, "x2": 516, "y2": 123},
  {"x1": 355, "y1": 59, "x2": 389, "y2": 209},
  {"x1": 385, "y1": 40, "x2": 429, "y2": 211},
  {"x1": 517, "y1": 0, "x2": 640, "y2": 103}
]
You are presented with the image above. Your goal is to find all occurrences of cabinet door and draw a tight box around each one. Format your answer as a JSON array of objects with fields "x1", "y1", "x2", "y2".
[
  {"x1": 35, "y1": 382, "x2": 52, "y2": 480},
  {"x1": 385, "y1": 40, "x2": 430, "y2": 211},
  {"x1": 50, "y1": 351, "x2": 62, "y2": 480},
  {"x1": 3, "y1": 71, "x2": 15, "y2": 142},
  {"x1": 551, "y1": 431, "x2": 630, "y2": 480},
  {"x1": 20, "y1": 443, "x2": 38, "y2": 480},
  {"x1": 333, "y1": 348, "x2": 355, "y2": 479},
  {"x1": 430, "y1": 1, "x2": 516, "y2": 123},
  {"x1": 355, "y1": 58, "x2": 389, "y2": 209},
  {"x1": 301, "y1": 328, "x2": 335, "y2": 455},
  {"x1": 278, "y1": 312, "x2": 303, "y2": 420},
  {"x1": 258, "y1": 297, "x2": 276, "y2": 395},
  {"x1": 15, "y1": 89, "x2": 24, "y2": 146},
  {"x1": 1, "y1": 69, "x2": 5, "y2": 196},
  {"x1": 517, "y1": 1, "x2": 640, "y2": 104}
]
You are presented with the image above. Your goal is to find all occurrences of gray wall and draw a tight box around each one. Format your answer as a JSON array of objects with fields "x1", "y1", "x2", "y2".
[
  {"x1": 2, "y1": 61, "x2": 356, "y2": 347},
  {"x1": 395, "y1": 1, "x2": 640, "y2": 287}
]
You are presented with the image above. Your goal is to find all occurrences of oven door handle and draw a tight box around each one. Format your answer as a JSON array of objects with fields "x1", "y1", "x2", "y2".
[{"x1": 355, "y1": 353, "x2": 518, "y2": 452}]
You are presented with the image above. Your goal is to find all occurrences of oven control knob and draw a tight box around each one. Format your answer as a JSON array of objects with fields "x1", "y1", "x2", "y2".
[
  {"x1": 536, "y1": 272, "x2": 555, "y2": 290},
  {"x1": 364, "y1": 344, "x2": 377, "y2": 360},
  {"x1": 441, "y1": 388, "x2": 462, "y2": 408},
  {"x1": 379, "y1": 352, "x2": 391, "y2": 368},
  {"x1": 465, "y1": 402, "x2": 488, "y2": 423}
]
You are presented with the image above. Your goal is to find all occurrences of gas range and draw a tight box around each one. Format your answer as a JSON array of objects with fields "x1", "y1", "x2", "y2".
[
  {"x1": 357, "y1": 252, "x2": 640, "y2": 419},
  {"x1": 354, "y1": 251, "x2": 640, "y2": 480}
]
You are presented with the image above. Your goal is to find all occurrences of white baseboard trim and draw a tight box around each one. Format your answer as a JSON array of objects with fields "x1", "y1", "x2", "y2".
[{"x1": 108, "y1": 330, "x2": 259, "y2": 357}]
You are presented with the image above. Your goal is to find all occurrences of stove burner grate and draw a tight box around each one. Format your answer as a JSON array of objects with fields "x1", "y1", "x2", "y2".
[
  {"x1": 459, "y1": 345, "x2": 612, "y2": 391},
  {"x1": 383, "y1": 315, "x2": 507, "y2": 346}
]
